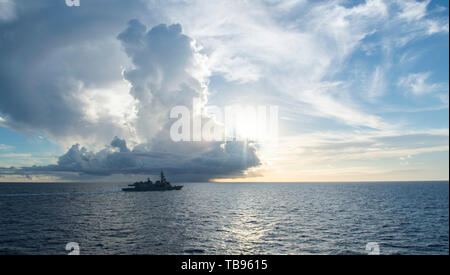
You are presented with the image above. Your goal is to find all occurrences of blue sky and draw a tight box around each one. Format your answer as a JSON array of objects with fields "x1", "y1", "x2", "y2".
[{"x1": 0, "y1": 0, "x2": 448, "y2": 182}]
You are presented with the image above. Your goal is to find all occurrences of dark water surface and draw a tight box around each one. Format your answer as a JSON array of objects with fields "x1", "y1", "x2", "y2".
[{"x1": 0, "y1": 181, "x2": 448, "y2": 254}]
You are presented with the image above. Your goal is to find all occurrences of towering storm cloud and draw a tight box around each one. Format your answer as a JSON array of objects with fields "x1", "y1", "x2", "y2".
[
  {"x1": 0, "y1": 17, "x2": 261, "y2": 181},
  {"x1": 117, "y1": 20, "x2": 209, "y2": 143}
]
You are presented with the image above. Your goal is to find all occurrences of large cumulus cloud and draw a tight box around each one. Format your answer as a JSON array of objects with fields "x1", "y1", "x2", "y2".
[
  {"x1": 13, "y1": 137, "x2": 260, "y2": 181},
  {"x1": 117, "y1": 20, "x2": 209, "y2": 143},
  {"x1": 0, "y1": 11, "x2": 261, "y2": 181}
]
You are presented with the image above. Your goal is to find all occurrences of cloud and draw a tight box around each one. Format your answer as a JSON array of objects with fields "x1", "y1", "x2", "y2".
[
  {"x1": 367, "y1": 66, "x2": 387, "y2": 99},
  {"x1": 110, "y1": 136, "x2": 131, "y2": 153},
  {"x1": 1, "y1": 20, "x2": 261, "y2": 181},
  {"x1": 153, "y1": 0, "x2": 442, "y2": 130},
  {"x1": 396, "y1": 0, "x2": 429, "y2": 22},
  {"x1": 0, "y1": 0, "x2": 15, "y2": 22},
  {"x1": 117, "y1": 20, "x2": 210, "y2": 143},
  {"x1": 0, "y1": 0, "x2": 148, "y2": 147},
  {"x1": 395, "y1": 0, "x2": 449, "y2": 35},
  {"x1": 392, "y1": 0, "x2": 449, "y2": 46},
  {"x1": 0, "y1": 153, "x2": 31, "y2": 158},
  {"x1": 269, "y1": 128, "x2": 449, "y2": 165},
  {"x1": 0, "y1": 144, "x2": 13, "y2": 151},
  {"x1": 398, "y1": 72, "x2": 446, "y2": 95},
  {"x1": 436, "y1": 92, "x2": 449, "y2": 106},
  {"x1": 4, "y1": 138, "x2": 260, "y2": 181},
  {"x1": 169, "y1": 0, "x2": 394, "y2": 128}
]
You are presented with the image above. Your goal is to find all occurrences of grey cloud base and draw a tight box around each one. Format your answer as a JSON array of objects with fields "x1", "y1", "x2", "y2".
[{"x1": 3, "y1": 137, "x2": 261, "y2": 182}]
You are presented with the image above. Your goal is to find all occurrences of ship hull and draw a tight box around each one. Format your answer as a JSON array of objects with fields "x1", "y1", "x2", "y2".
[{"x1": 122, "y1": 186, "x2": 183, "y2": 192}]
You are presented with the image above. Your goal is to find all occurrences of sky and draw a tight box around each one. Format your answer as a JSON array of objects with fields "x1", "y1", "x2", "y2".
[{"x1": 0, "y1": 0, "x2": 448, "y2": 182}]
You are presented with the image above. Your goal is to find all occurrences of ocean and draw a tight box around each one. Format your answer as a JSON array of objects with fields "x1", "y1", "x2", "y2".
[{"x1": 0, "y1": 181, "x2": 448, "y2": 255}]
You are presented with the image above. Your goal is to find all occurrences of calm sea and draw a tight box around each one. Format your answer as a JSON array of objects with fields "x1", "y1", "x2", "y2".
[{"x1": 0, "y1": 181, "x2": 448, "y2": 255}]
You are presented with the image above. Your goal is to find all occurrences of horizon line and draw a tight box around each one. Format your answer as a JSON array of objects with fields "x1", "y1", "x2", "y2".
[{"x1": 0, "y1": 179, "x2": 448, "y2": 184}]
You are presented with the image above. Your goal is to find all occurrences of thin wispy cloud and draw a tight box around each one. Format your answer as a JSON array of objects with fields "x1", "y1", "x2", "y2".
[{"x1": 398, "y1": 72, "x2": 446, "y2": 95}]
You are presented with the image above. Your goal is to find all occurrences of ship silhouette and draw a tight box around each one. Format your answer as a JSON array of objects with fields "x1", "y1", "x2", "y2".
[{"x1": 122, "y1": 171, "x2": 183, "y2": 192}]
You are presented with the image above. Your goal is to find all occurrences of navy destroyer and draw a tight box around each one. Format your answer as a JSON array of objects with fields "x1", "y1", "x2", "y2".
[{"x1": 122, "y1": 171, "x2": 183, "y2": 192}]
